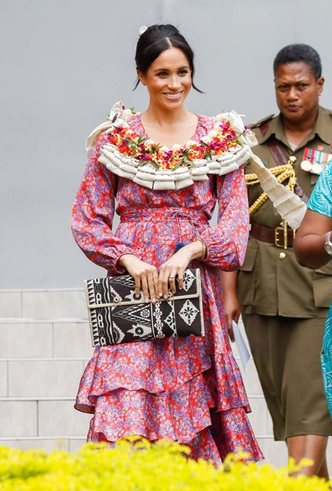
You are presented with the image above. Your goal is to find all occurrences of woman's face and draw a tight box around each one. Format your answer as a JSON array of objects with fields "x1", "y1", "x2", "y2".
[{"x1": 138, "y1": 47, "x2": 192, "y2": 111}]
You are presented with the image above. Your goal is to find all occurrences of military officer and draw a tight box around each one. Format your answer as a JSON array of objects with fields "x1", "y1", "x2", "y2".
[{"x1": 233, "y1": 44, "x2": 332, "y2": 479}]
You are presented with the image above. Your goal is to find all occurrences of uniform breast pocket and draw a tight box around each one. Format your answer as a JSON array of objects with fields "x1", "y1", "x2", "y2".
[
  {"x1": 313, "y1": 262, "x2": 332, "y2": 309},
  {"x1": 237, "y1": 241, "x2": 258, "y2": 306}
]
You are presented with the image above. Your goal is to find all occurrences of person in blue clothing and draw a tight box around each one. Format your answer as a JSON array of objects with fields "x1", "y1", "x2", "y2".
[{"x1": 294, "y1": 163, "x2": 332, "y2": 420}]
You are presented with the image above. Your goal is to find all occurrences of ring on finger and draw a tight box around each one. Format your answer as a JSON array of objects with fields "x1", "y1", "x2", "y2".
[{"x1": 169, "y1": 275, "x2": 175, "y2": 279}]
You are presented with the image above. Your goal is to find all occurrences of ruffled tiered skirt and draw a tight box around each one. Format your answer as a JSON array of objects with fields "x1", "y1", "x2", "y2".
[{"x1": 75, "y1": 267, "x2": 263, "y2": 465}]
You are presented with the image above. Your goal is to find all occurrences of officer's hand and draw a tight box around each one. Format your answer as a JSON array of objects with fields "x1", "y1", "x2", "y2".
[{"x1": 223, "y1": 293, "x2": 240, "y2": 342}]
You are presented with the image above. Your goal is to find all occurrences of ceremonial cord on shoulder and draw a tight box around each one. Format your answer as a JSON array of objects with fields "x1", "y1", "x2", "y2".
[{"x1": 245, "y1": 164, "x2": 296, "y2": 216}]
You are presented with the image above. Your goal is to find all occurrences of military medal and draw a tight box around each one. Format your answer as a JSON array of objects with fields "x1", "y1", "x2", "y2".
[
  {"x1": 312, "y1": 163, "x2": 323, "y2": 174},
  {"x1": 300, "y1": 147, "x2": 332, "y2": 175},
  {"x1": 300, "y1": 160, "x2": 313, "y2": 172}
]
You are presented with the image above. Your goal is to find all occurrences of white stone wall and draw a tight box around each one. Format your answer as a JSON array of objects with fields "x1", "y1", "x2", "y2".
[{"x1": 2, "y1": 0, "x2": 332, "y2": 289}]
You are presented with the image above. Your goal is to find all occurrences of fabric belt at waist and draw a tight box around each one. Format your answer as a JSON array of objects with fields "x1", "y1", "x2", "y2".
[
  {"x1": 250, "y1": 222, "x2": 295, "y2": 248},
  {"x1": 120, "y1": 208, "x2": 209, "y2": 225}
]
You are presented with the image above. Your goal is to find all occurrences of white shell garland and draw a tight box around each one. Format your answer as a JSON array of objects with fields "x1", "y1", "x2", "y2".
[
  {"x1": 85, "y1": 101, "x2": 306, "y2": 227},
  {"x1": 86, "y1": 101, "x2": 258, "y2": 191},
  {"x1": 99, "y1": 141, "x2": 254, "y2": 190}
]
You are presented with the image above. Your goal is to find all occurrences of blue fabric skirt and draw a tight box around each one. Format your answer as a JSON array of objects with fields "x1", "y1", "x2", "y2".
[{"x1": 321, "y1": 303, "x2": 332, "y2": 418}]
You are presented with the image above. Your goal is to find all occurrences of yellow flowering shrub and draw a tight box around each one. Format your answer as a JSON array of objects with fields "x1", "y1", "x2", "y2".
[{"x1": 0, "y1": 438, "x2": 330, "y2": 490}]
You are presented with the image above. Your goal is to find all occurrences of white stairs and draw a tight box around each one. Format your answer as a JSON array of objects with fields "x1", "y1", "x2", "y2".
[{"x1": 0, "y1": 289, "x2": 92, "y2": 452}]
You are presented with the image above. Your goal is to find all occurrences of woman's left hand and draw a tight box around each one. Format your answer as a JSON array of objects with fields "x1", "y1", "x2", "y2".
[{"x1": 158, "y1": 240, "x2": 204, "y2": 298}]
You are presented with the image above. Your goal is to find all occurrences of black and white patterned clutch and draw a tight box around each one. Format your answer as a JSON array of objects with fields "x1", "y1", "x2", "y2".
[{"x1": 85, "y1": 268, "x2": 204, "y2": 346}]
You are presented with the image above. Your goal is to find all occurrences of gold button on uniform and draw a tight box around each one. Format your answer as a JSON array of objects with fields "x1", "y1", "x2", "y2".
[{"x1": 278, "y1": 252, "x2": 286, "y2": 260}]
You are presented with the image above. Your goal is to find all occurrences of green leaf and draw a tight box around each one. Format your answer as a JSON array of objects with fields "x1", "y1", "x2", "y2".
[
  {"x1": 173, "y1": 160, "x2": 186, "y2": 171},
  {"x1": 237, "y1": 135, "x2": 245, "y2": 147},
  {"x1": 137, "y1": 136, "x2": 149, "y2": 144},
  {"x1": 138, "y1": 160, "x2": 159, "y2": 170},
  {"x1": 183, "y1": 156, "x2": 192, "y2": 165},
  {"x1": 150, "y1": 143, "x2": 162, "y2": 152}
]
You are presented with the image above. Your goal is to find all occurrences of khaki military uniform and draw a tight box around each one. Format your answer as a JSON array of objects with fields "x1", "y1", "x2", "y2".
[{"x1": 237, "y1": 106, "x2": 332, "y2": 440}]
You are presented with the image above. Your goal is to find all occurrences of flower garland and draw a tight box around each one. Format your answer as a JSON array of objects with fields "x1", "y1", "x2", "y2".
[
  {"x1": 107, "y1": 115, "x2": 240, "y2": 171},
  {"x1": 86, "y1": 102, "x2": 258, "y2": 191}
]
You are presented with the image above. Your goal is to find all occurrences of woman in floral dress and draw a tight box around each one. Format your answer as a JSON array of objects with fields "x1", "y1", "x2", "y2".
[{"x1": 72, "y1": 24, "x2": 263, "y2": 465}]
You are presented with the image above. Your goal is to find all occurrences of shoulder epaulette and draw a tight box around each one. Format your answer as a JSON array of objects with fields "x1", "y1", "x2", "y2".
[{"x1": 247, "y1": 114, "x2": 275, "y2": 130}]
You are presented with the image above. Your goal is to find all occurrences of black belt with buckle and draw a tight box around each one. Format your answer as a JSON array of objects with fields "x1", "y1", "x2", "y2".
[{"x1": 250, "y1": 222, "x2": 295, "y2": 249}]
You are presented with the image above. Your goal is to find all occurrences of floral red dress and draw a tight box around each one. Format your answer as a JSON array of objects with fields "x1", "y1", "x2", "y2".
[{"x1": 72, "y1": 113, "x2": 263, "y2": 465}]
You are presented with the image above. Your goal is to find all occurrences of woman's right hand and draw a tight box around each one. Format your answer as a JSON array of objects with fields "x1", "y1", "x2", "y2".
[{"x1": 117, "y1": 254, "x2": 159, "y2": 303}]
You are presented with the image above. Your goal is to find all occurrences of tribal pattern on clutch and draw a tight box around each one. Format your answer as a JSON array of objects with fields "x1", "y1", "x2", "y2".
[{"x1": 85, "y1": 268, "x2": 204, "y2": 346}]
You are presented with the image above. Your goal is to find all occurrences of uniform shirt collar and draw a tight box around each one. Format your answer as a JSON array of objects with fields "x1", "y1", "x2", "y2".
[
  {"x1": 313, "y1": 106, "x2": 332, "y2": 145},
  {"x1": 256, "y1": 106, "x2": 332, "y2": 147}
]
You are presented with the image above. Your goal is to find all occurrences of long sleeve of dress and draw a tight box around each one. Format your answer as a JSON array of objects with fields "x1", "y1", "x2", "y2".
[
  {"x1": 200, "y1": 167, "x2": 249, "y2": 270},
  {"x1": 71, "y1": 133, "x2": 144, "y2": 275}
]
